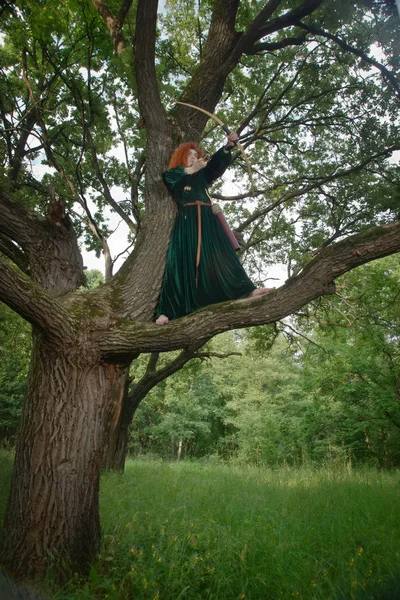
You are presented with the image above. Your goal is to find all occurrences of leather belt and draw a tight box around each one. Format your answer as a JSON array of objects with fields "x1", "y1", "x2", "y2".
[{"x1": 184, "y1": 201, "x2": 211, "y2": 286}]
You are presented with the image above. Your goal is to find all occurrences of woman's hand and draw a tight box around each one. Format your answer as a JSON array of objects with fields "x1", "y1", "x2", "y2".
[
  {"x1": 185, "y1": 157, "x2": 207, "y2": 175},
  {"x1": 225, "y1": 131, "x2": 239, "y2": 149}
]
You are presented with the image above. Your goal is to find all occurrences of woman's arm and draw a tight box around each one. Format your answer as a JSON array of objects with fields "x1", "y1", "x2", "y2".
[{"x1": 203, "y1": 132, "x2": 239, "y2": 185}]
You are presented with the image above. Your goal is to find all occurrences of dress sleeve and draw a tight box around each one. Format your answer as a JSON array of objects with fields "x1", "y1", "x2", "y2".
[
  {"x1": 203, "y1": 147, "x2": 232, "y2": 185},
  {"x1": 162, "y1": 166, "x2": 188, "y2": 198}
]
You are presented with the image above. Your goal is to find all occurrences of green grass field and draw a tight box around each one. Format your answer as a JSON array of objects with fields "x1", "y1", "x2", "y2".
[{"x1": 1, "y1": 453, "x2": 400, "y2": 599}]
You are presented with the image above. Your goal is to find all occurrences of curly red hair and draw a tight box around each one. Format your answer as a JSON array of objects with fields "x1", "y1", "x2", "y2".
[{"x1": 168, "y1": 142, "x2": 205, "y2": 169}]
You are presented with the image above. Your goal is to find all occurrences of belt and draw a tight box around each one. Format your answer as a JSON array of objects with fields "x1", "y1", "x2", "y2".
[{"x1": 184, "y1": 201, "x2": 211, "y2": 286}]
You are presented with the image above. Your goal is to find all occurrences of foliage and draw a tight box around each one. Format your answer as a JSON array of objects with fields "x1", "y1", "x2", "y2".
[
  {"x1": 130, "y1": 255, "x2": 400, "y2": 468},
  {"x1": 294, "y1": 254, "x2": 400, "y2": 467},
  {"x1": 0, "y1": 304, "x2": 31, "y2": 445}
]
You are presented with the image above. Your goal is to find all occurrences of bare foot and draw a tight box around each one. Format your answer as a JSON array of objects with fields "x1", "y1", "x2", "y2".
[
  {"x1": 156, "y1": 314, "x2": 169, "y2": 325},
  {"x1": 249, "y1": 287, "x2": 275, "y2": 297}
]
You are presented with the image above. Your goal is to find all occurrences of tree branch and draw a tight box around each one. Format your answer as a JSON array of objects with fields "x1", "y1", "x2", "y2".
[
  {"x1": 298, "y1": 22, "x2": 400, "y2": 98},
  {"x1": 86, "y1": 129, "x2": 137, "y2": 235},
  {"x1": 91, "y1": 0, "x2": 134, "y2": 55},
  {"x1": 194, "y1": 351, "x2": 242, "y2": 359},
  {"x1": 98, "y1": 221, "x2": 400, "y2": 356},
  {"x1": 0, "y1": 234, "x2": 28, "y2": 271},
  {"x1": 135, "y1": 0, "x2": 168, "y2": 135},
  {"x1": 247, "y1": 33, "x2": 308, "y2": 54},
  {"x1": 0, "y1": 255, "x2": 74, "y2": 342},
  {"x1": 127, "y1": 341, "x2": 209, "y2": 409},
  {"x1": 236, "y1": 147, "x2": 398, "y2": 233},
  {"x1": 253, "y1": 0, "x2": 325, "y2": 43},
  {"x1": 0, "y1": 189, "x2": 40, "y2": 247}
]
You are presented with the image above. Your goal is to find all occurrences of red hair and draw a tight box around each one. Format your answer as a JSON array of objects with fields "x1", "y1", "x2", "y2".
[{"x1": 168, "y1": 142, "x2": 205, "y2": 169}]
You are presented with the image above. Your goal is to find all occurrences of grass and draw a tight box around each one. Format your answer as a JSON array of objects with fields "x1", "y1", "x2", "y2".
[{"x1": 1, "y1": 453, "x2": 400, "y2": 599}]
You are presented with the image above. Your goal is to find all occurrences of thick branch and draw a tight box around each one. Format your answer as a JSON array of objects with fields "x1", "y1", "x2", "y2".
[
  {"x1": 0, "y1": 234, "x2": 28, "y2": 271},
  {"x1": 254, "y1": 0, "x2": 325, "y2": 42},
  {"x1": 176, "y1": 0, "x2": 324, "y2": 141},
  {"x1": 235, "y1": 0, "x2": 284, "y2": 53},
  {"x1": 98, "y1": 221, "x2": 400, "y2": 356},
  {"x1": 135, "y1": 0, "x2": 168, "y2": 134},
  {"x1": 91, "y1": 0, "x2": 134, "y2": 55},
  {"x1": 0, "y1": 189, "x2": 40, "y2": 247},
  {"x1": 247, "y1": 33, "x2": 308, "y2": 54},
  {"x1": 0, "y1": 255, "x2": 75, "y2": 342}
]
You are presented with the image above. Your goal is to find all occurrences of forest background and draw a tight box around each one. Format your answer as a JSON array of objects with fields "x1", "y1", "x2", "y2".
[{"x1": 2, "y1": 254, "x2": 400, "y2": 468}]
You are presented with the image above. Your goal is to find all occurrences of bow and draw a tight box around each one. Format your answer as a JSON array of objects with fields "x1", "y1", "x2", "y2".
[{"x1": 176, "y1": 101, "x2": 254, "y2": 197}]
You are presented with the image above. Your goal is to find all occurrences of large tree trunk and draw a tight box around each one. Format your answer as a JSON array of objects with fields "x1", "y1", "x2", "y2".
[
  {"x1": 101, "y1": 371, "x2": 136, "y2": 472},
  {"x1": 1, "y1": 331, "x2": 127, "y2": 578}
]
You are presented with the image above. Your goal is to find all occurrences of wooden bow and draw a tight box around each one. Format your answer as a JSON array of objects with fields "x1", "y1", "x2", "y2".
[{"x1": 176, "y1": 101, "x2": 254, "y2": 196}]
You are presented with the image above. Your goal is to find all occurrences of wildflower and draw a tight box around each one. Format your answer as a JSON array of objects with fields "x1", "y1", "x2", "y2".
[
  {"x1": 358, "y1": 547, "x2": 364, "y2": 556},
  {"x1": 311, "y1": 580, "x2": 317, "y2": 588},
  {"x1": 349, "y1": 558, "x2": 355, "y2": 567}
]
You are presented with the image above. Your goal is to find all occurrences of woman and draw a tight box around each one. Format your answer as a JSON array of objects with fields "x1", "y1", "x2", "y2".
[{"x1": 156, "y1": 132, "x2": 273, "y2": 325}]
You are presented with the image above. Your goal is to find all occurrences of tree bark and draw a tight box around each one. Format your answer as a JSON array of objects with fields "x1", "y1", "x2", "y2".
[
  {"x1": 101, "y1": 369, "x2": 136, "y2": 471},
  {"x1": 1, "y1": 331, "x2": 128, "y2": 578}
]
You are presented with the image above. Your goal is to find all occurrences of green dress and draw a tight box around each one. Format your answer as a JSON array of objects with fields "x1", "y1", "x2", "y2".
[{"x1": 156, "y1": 147, "x2": 256, "y2": 320}]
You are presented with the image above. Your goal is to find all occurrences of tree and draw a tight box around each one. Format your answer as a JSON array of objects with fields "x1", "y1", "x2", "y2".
[
  {"x1": 0, "y1": 0, "x2": 400, "y2": 579},
  {"x1": 295, "y1": 254, "x2": 400, "y2": 466}
]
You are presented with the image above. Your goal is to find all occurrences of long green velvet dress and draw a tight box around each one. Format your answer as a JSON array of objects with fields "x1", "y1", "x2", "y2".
[{"x1": 156, "y1": 147, "x2": 256, "y2": 320}]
